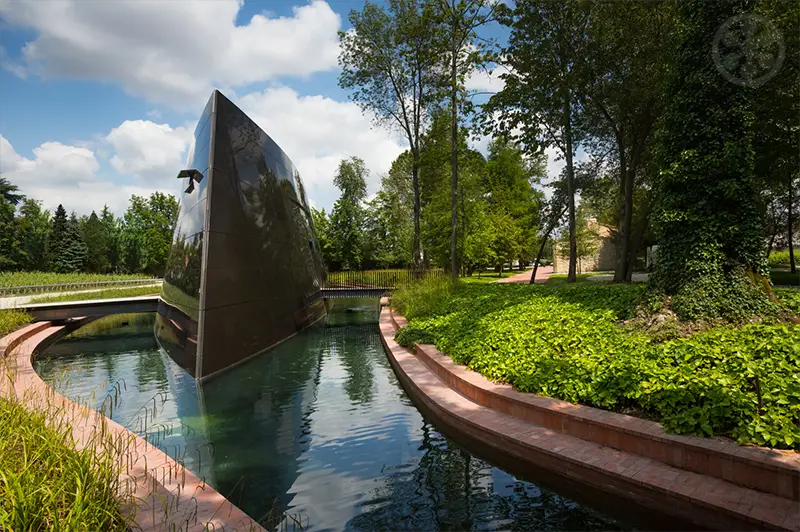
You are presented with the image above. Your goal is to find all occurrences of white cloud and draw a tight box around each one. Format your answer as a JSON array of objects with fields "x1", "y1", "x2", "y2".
[
  {"x1": 0, "y1": 86, "x2": 407, "y2": 215},
  {"x1": 466, "y1": 66, "x2": 506, "y2": 94},
  {"x1": 1, "y1": 0, "x2": 342, "y2": 108},
  {"x1": 0, "y1": 135, "x2": 99, "y2": 185},
  {"x1": 106, "y1": 120, "x2": 192, "y2": 184},
  {"x1": 237, "y1": 87, "x2": 406, "y2": 211},
  {"x1": 0, "y1": 134, "x2": 178, "y2": 215}
]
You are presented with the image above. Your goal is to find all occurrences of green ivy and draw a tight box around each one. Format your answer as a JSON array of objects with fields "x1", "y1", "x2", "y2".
[
  {"x1": 395, "y1": 283, "x2": 800, "y2": 449},
  {"x1": 649, "y1": 0, "x2": 773, "y2": 321}
]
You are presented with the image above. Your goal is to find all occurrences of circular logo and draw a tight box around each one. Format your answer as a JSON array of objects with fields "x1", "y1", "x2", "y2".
[{"x1": 712, "y1": 13, "x2": 785, "y2": 88}]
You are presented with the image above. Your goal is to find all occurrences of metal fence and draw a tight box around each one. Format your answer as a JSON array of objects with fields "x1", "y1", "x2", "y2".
[
  {"x1": 0, "y1": 278, "x2": 163, "y2": 297},
  {"x1": 323, "y1": 268, "x2": 446, "y2": 290}
]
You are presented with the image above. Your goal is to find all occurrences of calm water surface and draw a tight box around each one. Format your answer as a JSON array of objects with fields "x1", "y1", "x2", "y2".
[{"x1": 36, "y1": 302, "x2": 629, "y2": 531}]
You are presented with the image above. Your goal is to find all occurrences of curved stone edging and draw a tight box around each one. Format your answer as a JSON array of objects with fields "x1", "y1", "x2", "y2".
[
  {"x1": 0, "y1": 321, "x2": 264, "y2": 532},
  {"x1": 381, "y1": 307, "x2": 799, "y2": 532}
]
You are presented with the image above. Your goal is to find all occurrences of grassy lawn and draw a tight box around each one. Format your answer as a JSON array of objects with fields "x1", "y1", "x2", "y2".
[
  {"x1": 393, "y1": 281, "x2": 800, "y2": 449},
  {"x1": 0, "y1": 397, "x2": 127, "y2": 531},
  {"x1": 0, "y1": 271, "x2": 153, "y2": 289},
  {"x1": 30, "y1": 285, "x2": 160, "y2": 304},
  {"x1": 460, "y1": 270, "x2": 526, "y2": 285},
  {"x1": 546, "y1": 272, "x2": 608, "y2": 285},
  {"x1": 771, "y1": 269, "x2": 799, "y2": 286}
]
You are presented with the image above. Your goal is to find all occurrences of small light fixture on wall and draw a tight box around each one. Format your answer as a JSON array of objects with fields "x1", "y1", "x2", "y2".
[{"x1": 177, "y1": 169, "x2": 204, "y2": 194}]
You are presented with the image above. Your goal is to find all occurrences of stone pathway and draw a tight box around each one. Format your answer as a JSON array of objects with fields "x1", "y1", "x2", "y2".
[{"x1": 495, "y1": 266, "x2": 553, "y2": 284}]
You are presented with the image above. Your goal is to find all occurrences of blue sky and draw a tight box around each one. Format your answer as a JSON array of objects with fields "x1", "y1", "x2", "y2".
[{"x1": 0, "y1": 1, "x2": 530, "y2": 216}]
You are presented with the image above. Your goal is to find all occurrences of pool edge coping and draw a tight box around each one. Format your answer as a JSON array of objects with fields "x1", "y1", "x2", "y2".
[
  {"x1": 380, "y1": 306, "x2": 799, "y2": 532},
  {"x1": 1, "y1": 320, "x2": 266, "y2": 532}
]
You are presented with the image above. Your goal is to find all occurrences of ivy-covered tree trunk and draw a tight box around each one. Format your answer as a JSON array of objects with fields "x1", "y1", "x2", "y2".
[
  {"x1": 789, "y1": 180, "x2": 796, "y2": 274},
  {"x1": 649, "y1": 0, "x2": 773, "y2": 320}
]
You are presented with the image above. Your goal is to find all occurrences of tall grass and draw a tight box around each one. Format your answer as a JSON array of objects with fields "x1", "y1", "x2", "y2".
[
  {"x1": 0, "y1": 309, "x2": 32, "y2": 336},
  {"x1": 30, "y1": 285, "x2": 160, "y2": 304},
  {"x1": 0, "y1": 271, "x2": 151, "y2": 288},
  {"x1": 390, "y1": 277, "x2": 458, "y2": 320},
  {"x1": 0, "y1": 396, "x2": 127, "y2": 531}
]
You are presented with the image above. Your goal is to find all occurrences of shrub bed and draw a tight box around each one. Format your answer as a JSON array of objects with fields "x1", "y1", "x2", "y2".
[{"x1": 394, "y1": 283, "x2": 800, "y2": 449}]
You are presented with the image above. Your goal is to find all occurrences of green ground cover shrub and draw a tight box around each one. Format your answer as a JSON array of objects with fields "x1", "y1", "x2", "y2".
[
  {"x1": 0, "y1": 271, "x2": 151, "y2": 289},
  {"x1": 0, "y1": 397, "x2": 127, "y2": 531},
  {"x1": 776, "y1": 288, "x2": 800, "y2": 314},
  {"x1": 30, "y1": 285, "x2": 160, "y2": 304},
  {"x1": 768, "y1": 251, "x2": 792, "y2": 268},
  {"x1": 0, "y1": 309, "x2": 32, "y2": 336},
  {"x1": 393, "y1": 283, "x2": 800, "y2": 449}
]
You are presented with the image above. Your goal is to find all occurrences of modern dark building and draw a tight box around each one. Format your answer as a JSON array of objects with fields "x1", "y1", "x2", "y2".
[{"x1": 155, "y1": 90, "x2": 327, "y2": 381}]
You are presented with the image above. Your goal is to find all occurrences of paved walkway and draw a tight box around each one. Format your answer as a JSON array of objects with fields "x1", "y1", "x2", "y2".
[{"x1": 495, "y1": 266, "x2": 553, "y2": 284}]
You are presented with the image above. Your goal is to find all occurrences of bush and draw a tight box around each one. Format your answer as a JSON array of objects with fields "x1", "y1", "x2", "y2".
[
  {"x1": 395, "y1": 283, "x2": 800, "y2": 449},
  {"x1": 768, "y1": 251, "x2": 792, "y2": 268},
  {"x1": 776, "y1": 288, "x2": 800, "y2": 315}
]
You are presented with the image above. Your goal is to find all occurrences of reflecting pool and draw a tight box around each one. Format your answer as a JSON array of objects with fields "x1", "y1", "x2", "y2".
[{"x1": 36, "y1": 302, "x2": 630, "y2": 531}]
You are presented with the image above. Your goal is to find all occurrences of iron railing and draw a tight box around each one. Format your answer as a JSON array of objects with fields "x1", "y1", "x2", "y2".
[{"x1": 323, "y1": 269, "x2": 446, "y2": 290}]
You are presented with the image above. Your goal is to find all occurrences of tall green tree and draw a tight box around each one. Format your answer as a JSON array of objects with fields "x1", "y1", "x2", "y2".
[
  {"x1": 311, "y1": 207, "x2": 334, "y2": 270},
  {"x1": 363, "y1": 153, "x2": 415, "y2": 268},
  {"x1": 484, "y1": 138, "x2": 545, "y2": 269},
  {"x1": 339, "y1": 0, "x2": 442, "y2": 269},
  {"x1": 121, "y1": 193, "x2": 179, "y2": 275},
  {"x1": 753, "y1": 0, "x2": 799, "y2": 274},
  {"x1": 435, "y1": 0, "x2": 499, "y2": 279},
  {"x1": 329, "y1": 157, "x2": 369, "y2": 270},
  {"x1": 650, "y1": 0, "x2": 772, "y2": 320},
  {"x1": 100, "y1": 205, "x2": 121, "y2": 273},
  {"x1": 418, "y1": 112, "x2": 490, "y2": 272},
  {"x1": 80, "y1": 211, "x2": 109, "y2": 273},
  {"x1": 52, "y1": 213, "x2": 87, "y2": 273},
  {"x1": 485, "y1": 0, "x2": 591, "y2": 282},
  {"x1": 580, "y1": 0, "x2": 667, "y2": 282},
  {"x1": 15, "y1": 199, "x2": 50, "y2": 271},
  {"x1": 48, "y1": 204, "x2": 69, "y2": 270},
  {"x1": 0, "y1": 177, "x2": 24, "y2": 271}
]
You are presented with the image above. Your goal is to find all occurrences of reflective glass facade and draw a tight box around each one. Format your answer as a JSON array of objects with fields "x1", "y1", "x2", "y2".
[{"x1": 156, "y1": 90, "x2": 326, "y2": 380}]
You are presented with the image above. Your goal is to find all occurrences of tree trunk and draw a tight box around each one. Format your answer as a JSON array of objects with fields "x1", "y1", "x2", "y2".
[
  {"x1": 614, "y1": 160, "x2": 634, "y2": 283},
  {"x1": 412, "y1": 153, "x2": 422, "y2": 271},
  {"x1": 450, "y1": 42, "x2": 459, "y2": 281},
  {"x1": 530, "y1": 234, "x2": 550, "y2": 284},
  {"x1": 564, "y1": 90, "x2": 577, "y2": 283},
  {"x1": 789, "y1": 178, "x2": 796, "y2": 274}
]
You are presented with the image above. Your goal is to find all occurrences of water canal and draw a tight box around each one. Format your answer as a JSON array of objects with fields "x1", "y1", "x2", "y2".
[{"x1": 35, "y1": 300, "x2": 630, "y2": 531}]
